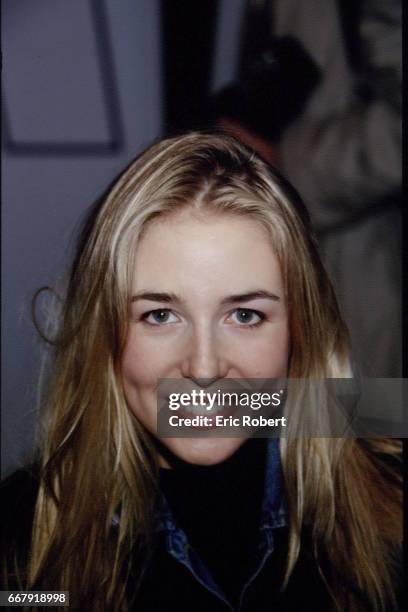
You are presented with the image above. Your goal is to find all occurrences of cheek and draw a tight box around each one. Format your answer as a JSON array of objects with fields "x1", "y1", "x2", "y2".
[
  {"x1": 121, "y1": 332, "x2": 165, "y2": 430},
  {"x1": 237, "y1": 324, "x2": 289, "y2": 377},
  {"x1": 122, "y1": 328, "x2": 172, "y2": 386}
]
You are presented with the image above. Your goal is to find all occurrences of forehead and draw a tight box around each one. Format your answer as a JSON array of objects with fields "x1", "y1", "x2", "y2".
[{"x1": 132, "y1": 210, "x2": 283, "y2": 295}]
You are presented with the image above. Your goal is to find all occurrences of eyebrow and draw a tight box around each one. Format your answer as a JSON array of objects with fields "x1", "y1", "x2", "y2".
[
  {"x1": 220, "y1": 291, "x2": 280, "y2": 304},
  {"x1": 130, "y1": 290, "x2": 280, "y2": 304},
  {"x1": 131, "y1": 292, "x2": 179, "y2": 303}
]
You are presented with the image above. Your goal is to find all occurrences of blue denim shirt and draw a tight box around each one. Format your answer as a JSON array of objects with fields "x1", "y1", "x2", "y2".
[{"x1": 155, "y1": 439, "x2": 286, "y2": 611}]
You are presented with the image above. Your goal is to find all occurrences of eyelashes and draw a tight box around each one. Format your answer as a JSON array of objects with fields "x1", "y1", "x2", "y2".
[
  {"x1": 141, "y1": 309, "x2": 179, "y2": 325},
  {"x1": 228, "y1": 308, "x2": 265, "y2": 328},
  {"x1": 140, "y1": 308, "x2": 266, "y2": 328}
]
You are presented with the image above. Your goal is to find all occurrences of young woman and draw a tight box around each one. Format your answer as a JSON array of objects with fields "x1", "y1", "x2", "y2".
[{"x1": 1, "y1": 132, "x2": 402, "y2": 611}]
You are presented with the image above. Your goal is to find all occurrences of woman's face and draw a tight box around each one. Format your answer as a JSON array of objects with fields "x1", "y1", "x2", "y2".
[{"x1": 122, "y1": 209, "x2": 289, "y2": 466}]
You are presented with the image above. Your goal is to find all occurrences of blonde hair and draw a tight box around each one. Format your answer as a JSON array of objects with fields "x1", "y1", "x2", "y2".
[{"x1": 12, "y1": 132, "x2": 402, "y2": 610}]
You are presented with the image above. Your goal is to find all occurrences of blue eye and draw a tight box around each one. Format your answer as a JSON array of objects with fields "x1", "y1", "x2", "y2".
[
  {"x1": 230, "y1": 308, "x2": 264, "y2": 327},
  {"x1": 142, "y1": 309, "x2": 179, "y2": 325}
]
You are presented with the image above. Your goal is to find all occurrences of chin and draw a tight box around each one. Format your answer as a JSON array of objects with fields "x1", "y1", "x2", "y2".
[{"x1": 161, "y1": 436, "x2": 248, "y2": 467}]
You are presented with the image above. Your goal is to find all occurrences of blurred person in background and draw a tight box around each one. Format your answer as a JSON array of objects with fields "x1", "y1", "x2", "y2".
[{"x1": 214, "y1": 0, "x2": 402, "y2": 378}]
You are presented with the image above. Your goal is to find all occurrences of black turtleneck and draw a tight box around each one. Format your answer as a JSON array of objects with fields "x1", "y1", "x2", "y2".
[{"x1": 159, "y1": 438, "x2": 268, "y2": 607}]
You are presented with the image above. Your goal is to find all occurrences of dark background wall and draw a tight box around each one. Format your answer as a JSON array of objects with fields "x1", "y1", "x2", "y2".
[{"x1": 2, "y1": 0, "x2": 246, "y2": 478}]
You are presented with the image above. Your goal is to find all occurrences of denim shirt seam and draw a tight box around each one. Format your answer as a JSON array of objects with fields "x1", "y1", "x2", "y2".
[{"x1": 153, "y1": 439, "x2": 286, "y2": 608}]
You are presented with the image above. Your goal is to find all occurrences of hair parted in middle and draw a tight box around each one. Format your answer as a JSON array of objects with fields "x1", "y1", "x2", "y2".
[{"x1": 25, "y1": 131, "x2": 401, "y2": 612}]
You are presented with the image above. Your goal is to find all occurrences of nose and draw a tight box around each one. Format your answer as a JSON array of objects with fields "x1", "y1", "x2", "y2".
[{"x1": 181, "y1": 325, "x2": 228, "y2": 383}]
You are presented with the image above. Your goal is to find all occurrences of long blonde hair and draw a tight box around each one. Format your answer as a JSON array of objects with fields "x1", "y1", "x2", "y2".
[{"x1": 16, "y1": 132, "x2": 402, "y2": 610}]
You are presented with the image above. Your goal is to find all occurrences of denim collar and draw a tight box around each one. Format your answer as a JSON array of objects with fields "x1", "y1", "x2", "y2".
[
  {"x1": 153, "y1": 439, "x2": 287, "y2": 611},
  {"x1": 112, "y1": 439, "x2": 287, "y2": 610}
]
